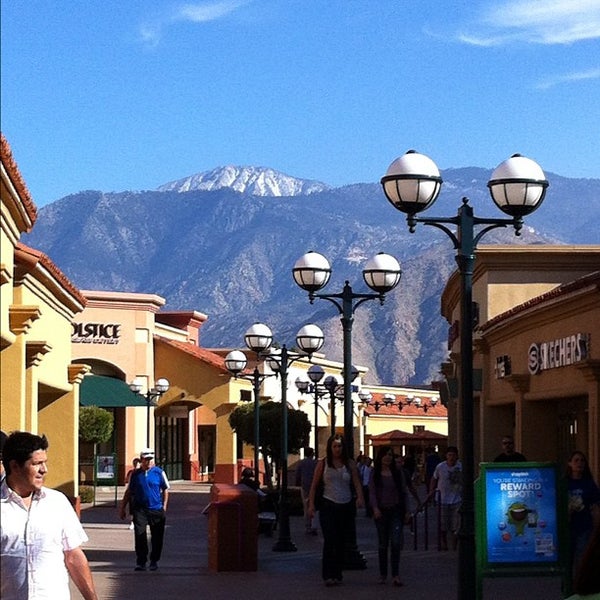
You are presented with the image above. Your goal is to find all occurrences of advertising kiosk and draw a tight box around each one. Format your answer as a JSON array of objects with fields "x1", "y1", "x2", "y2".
[{"x1": 476, "y1": 462, "x2": 568, "y2": 598}]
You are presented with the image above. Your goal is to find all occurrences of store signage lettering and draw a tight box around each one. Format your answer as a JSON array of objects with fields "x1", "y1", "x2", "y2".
[
  {"x1": 528, "y1": 333, "x2": 589, "y2": 375},
  {"x1": 495, "y1": 355, "x2": 511, "y2": 379},
  {"x1": 72, "y1": 322, "x2": 121, "y2": 345}
]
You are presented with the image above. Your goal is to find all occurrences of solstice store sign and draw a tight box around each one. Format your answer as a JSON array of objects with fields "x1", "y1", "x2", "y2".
[{"x1": 72, "y1": 322, "x2": 121, "y2": 345}]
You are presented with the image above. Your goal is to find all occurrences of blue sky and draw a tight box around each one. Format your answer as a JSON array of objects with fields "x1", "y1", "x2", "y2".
[{"x1": 2, "y1": 1, "x2": 599, "y2": 206}]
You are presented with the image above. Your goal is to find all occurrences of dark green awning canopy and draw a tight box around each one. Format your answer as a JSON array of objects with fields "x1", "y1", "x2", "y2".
[{"x1": 80, "y1": 375, "x2": 148, "y2": 408}]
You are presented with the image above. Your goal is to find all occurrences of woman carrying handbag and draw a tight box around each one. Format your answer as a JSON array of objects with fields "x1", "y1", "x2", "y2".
[{"x1": 308, "y1": 434, "x2": 364, "y2": 587}]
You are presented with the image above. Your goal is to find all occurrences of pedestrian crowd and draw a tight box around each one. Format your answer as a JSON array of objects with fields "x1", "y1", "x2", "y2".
[{"x1": 1, "y1": 429, "x2": 599, "y2": 598}]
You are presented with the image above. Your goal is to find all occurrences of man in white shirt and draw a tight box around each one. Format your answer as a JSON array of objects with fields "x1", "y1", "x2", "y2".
[
  {"x1": 425, "y1": 445, "x2": 462, "y2": 551},
  {"x1": 0, "y1": 431, "x2": 98, "y2": 600}
]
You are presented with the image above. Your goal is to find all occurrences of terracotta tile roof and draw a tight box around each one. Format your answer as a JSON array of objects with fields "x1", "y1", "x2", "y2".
[
  {"x1": 362, "y1": 391, "x2": 447, "y2": 417},
  {"x1": 369, "y1": 429, "x2": 447, "y2": 442},
  {"x1": 480, "y1": 270, "x2": 600, "y2": 332},
  {"x1": 154, "y1": 335, "x2": 229, "y2": 373},
  {"x1": 1, "y1": 133, "x2": 37, "y2": 227},
  {"x1": 15, "y1": 242, "x2": 86, "y2": 306}
]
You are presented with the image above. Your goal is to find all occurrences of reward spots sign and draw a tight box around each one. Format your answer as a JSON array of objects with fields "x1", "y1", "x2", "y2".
[{"x1": 484, "y1": 465, "x2": 558, "y2": 563}]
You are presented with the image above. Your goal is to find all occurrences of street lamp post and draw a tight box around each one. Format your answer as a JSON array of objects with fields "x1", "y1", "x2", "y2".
[
  {"x1": 225, "y1": 346, "x2": 276, "y2": 483},
  {"x1": 245, "y1": 322, "x2": 325, "y2": 552},
  {"x1": 129, "y1": 378, "x2": 170, "y2": 448},
  {"x1": 323, "y1": 375, "x2": 342, "y2": 436},
  {"x1": 381, "y1": 150, "x2": 548, "y2": 600},
  {"x1": 294, "y1": 253, "x2": 400, "y2": 570},
  {"x1": 293, "y1": 252, "x2": 401, "y2": 458},
  {"x1": 295, "y1": 364, "x2": 326, "y2": 459}
]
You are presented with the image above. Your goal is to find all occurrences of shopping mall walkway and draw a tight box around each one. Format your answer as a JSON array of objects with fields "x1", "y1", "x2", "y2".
[{"x1": 72, "y1": 481, "x2": 564, "y2": 600}]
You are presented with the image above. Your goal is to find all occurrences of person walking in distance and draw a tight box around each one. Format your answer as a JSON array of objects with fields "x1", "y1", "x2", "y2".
[
  {"x1": 494, "y1": 435, "x2": 527, "y2": 462},
  {"x1": 120, "y1": 448, "x2": 170, "y2": 571},
  {"x1": 1, "y1": 431, "x2": 98, "y2": 600},
  {"x1": 369, "y1": 445, "x2": 417, "y2": 587},
  {"x1": 424, "y1": 446, "x2": 462, "y2": 551},
  {"x1": 358, "y1": 454, "x2": 373, "y2": 517},
  {"x1": 565, "y1": 450, "x2": 600, "y2": 584},
  {"x1": 125, "y1": 456, "x2": 141, "y2": 530},
  {"x1": 295, "y1": 447, "x2": 318, "y2": 534}
]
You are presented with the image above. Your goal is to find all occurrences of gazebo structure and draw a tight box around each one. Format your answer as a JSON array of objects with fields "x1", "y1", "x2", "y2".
[{"x1": 368, "y1": 427, "x2": 448, "y2": 483}]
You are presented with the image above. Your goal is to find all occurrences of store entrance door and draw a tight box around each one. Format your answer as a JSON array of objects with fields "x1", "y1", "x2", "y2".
[{"x1": 156, "y1": 416, "x2": 187, "y2": 481}]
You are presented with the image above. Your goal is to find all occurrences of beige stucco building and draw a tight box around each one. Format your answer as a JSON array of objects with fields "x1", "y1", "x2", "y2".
[
  {"x1": 1, "y1": 132, "x2": 447, "y2": 494},
  {"x1": 440, "y1": 245, "x2": 599, "y2": 478},
  {"x1": 1, "y1": 134, "x2": 87, "y2": 503},
  {"x1": 72, "y1": 288, "x2": 445, "y2": 485}
]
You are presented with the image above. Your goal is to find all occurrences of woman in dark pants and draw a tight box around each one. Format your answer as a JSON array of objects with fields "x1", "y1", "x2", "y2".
[
  {"x1": 308, "y1": 434, "x2": 364, "y2": 587},
  {"x1": 369, "y1": 444, "x2": 414, "y2": 586}
]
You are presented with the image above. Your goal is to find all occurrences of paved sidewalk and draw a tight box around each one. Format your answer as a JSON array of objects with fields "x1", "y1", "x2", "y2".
[{"x1": 72, "y1": 482, "x2": 564, "y2": 600}]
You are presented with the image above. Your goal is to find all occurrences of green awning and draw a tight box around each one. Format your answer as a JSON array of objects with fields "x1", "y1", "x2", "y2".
[{"x1": 80, "y1": 375, "x2": 148, "y2": 408}]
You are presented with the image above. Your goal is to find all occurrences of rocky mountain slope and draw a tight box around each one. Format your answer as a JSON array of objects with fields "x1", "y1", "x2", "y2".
[{"x1": 24, "y1": 167, "x2": 599, "y2": 385}]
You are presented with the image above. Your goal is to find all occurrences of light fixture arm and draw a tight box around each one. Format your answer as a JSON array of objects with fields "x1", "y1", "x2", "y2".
[
  {"x1": 129, "y1": 378, "x2": 170, "y2": 447},
  {"x1": 309, "y1": 280, "x2": 385, "y2": 312},
  {"x1": 407, "y1": 198, "x2": 521, "y2": 245}
]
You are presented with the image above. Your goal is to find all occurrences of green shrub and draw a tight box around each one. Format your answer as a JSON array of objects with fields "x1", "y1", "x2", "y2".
[
  {"x1": 79, "y1": 406, "x2": 114, "y2": 444},
  {"x1": 79, "y1": 485, "x2": 95, "y2": 504}
]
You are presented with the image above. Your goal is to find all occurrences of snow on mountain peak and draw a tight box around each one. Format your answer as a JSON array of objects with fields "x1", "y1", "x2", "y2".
[{"x1": 157, "y1": 165, "x2": 330, "y2": 197}]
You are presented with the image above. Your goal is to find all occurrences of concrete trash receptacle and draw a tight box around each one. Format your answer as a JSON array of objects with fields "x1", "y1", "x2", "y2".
[{"x1": 208, "y1": 483, "x2": 258, "y2": 571}]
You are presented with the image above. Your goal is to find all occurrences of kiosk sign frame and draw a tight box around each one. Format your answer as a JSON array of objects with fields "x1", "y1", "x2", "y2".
[
  {"x1": 476, "y1": 462, "x2": 567, "y2": 597},
  {"x1": 93, "y1": 452, "x2": 118, "y2": 507}
]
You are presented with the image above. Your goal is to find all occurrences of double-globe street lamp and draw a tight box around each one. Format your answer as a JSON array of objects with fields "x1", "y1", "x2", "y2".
[
  {"x1": 295, "y1": 364, "x2": 326, "y2": 459},
  {"x1": 292, "y1": 252, "x2": 402, "y2": 458},
  {"x1": 293, "y1": 252, "x2": 401, "y2": 569},
  {"x1": 225, "y1": 341, "x2": 277, "y2": 483},
  {"x1": 129, "y1": 378, "x2": 170, "y2": 448},
  {"x1": 381, "y1": 150, "x2": 548, "y2": 600},
  {"x1": 295, "y1": 367, "x2": 344, "y2": 458},
  {"x1": 244, "y1": 322, "x2": 325, "y2": 552}
]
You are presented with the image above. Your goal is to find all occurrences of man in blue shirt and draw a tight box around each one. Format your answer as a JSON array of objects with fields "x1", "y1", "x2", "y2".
[{"x1": 120, "y1": 448, "x2": 170, "y2": 571}]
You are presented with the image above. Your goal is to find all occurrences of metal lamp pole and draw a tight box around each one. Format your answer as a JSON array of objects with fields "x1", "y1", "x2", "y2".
[
  {"x1": 381, "y1": 150, "x2": 548, "y2": 600},
  {"x1": 225, "y1": 349, "x2": 276, "y2": 483},
  {"x1": 293, "y1": 252, "x2": 400, "y2": 570},
  {"x1": 129, "y1": 378, "x2": 170, "y2": 447},
  {"x1": 323, "y1": 375, "x2": 341, "y2": 437},
  {"x1": 246, "y1": 322, "x2": 325, "y2": 553},
  {"x1": 296, "y1": 364, "x2": 326, "y2": 459},
  {"x1": 293, "y1": 252, "x2": 401, "y2": 458}
]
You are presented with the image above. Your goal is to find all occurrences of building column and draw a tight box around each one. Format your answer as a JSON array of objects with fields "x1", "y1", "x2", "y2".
[
  {"x1": 577, "y1": 360, "x2": 600, "y2": 477},
  {"x1": 213, "y1": 403, "x2": 238, "y2": 484}
]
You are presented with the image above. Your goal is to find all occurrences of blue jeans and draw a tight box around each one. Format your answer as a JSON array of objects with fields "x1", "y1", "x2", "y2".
[
  {"x1": 319, "y1": 498, "x2": 354, "y2": 581},
  {"x1": 374, "y1": 506, "x2": 404, "y2": 578}
]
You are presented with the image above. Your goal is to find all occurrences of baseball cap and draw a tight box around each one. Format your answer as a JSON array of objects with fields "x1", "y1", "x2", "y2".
[{"x1": 140, "y1": 448, "x2": 155, "y2": 459}]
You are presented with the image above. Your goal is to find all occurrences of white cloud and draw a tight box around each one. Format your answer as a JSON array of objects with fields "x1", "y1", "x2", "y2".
[
  {"x1": 459, "y1": 0, "x2": 600, "y2": 46},
  {"x1": 536, "y1": 68, "x2": 600, "y2": 89},
  {"x1": 176, "y1": 1, "x2": 249, "y2": 24},
  {"x1": 138, "y1": 1, "x2": 250, "y2": 47}
]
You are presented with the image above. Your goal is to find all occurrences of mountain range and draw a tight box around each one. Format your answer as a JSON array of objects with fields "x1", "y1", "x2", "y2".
[{"x1": 24, "y1": 166, "x2": 600, "y2": 385}]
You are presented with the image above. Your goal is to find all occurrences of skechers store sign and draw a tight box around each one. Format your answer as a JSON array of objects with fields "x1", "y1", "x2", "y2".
[
  {"x1": 528, "y1": 333, "x2": 589, "y2": 375},
  {"x1": 72, "y1": 323, "x2": 121, "y2": 345}
]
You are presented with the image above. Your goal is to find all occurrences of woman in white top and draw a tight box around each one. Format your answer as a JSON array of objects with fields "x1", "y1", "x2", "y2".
[{"x1": 308, "y1": 434, "x2": 364, "y2": 587}]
